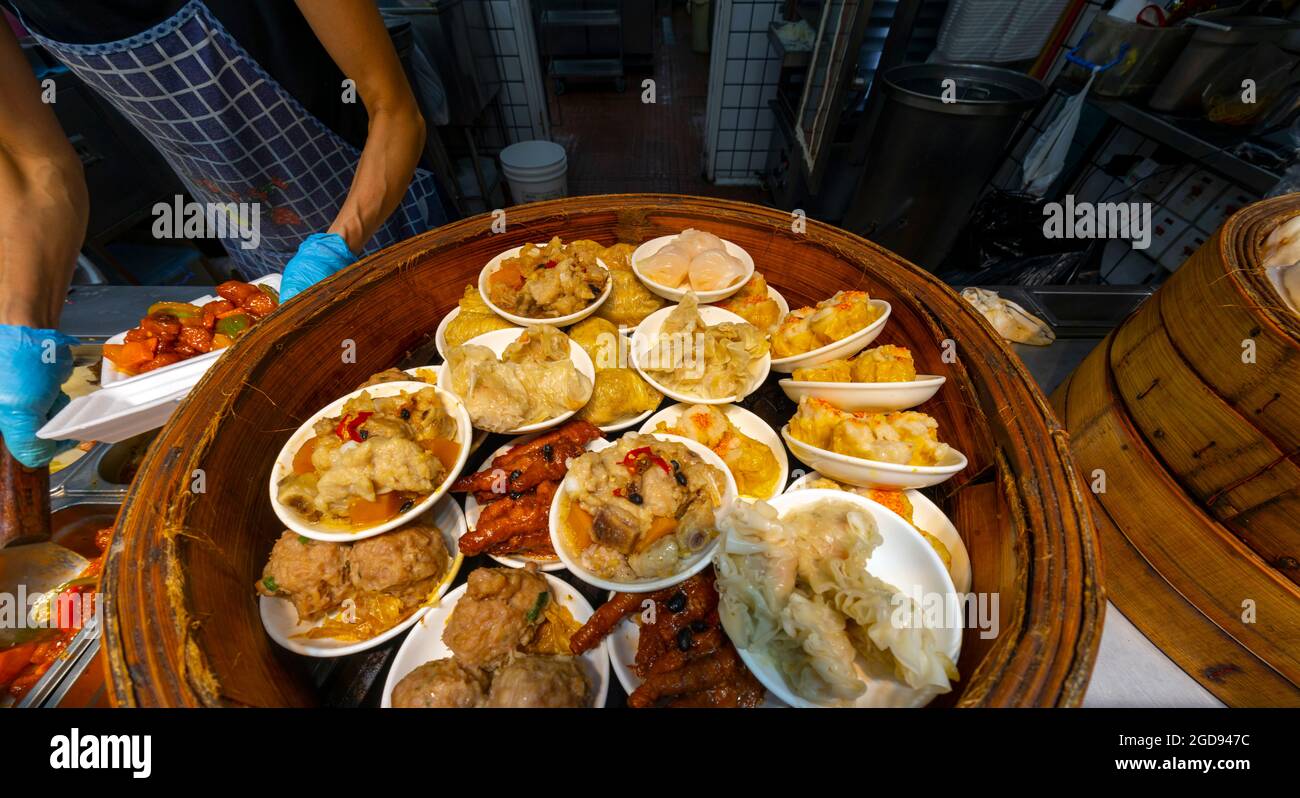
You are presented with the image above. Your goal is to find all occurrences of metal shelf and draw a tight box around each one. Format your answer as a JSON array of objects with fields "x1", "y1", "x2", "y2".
[
  {"x1": 550, "y1": 57, "x2": 624, "y2": 79},
  {"x1": 1090, "y1": 98, "x2": 1281, "y2": 196},
  {"x1": 540, "y1": 9, "x2": 621, "y2": 27}
]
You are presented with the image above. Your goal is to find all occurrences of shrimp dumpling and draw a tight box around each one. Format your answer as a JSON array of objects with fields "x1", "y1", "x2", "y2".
[
  {"x1": 688, "y1": 249, "x2": 746, "y2": 292},
  {"x1": 675, "y1": 228, "x2": 727, "y2": 258},
  {"x1": 640, "y1": 243, "x2": 691, "y2": 288}
]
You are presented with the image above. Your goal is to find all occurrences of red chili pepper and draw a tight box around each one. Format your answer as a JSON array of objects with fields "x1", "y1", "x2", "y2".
[
  {"x1": 613, "y1": 487, "x2": 624, "y2": 498},
  {"x1": 542, "y1": 259, "x2": 558, "y2": 269},
  {"x1": 334, "y1": 411, "x2": 373, "y2": 442},
  {"x1": 621, "y1": 446, "x2": 671, "y2": 475}
]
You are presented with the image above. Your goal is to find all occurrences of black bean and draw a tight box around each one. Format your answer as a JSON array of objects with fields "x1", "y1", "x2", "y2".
[
  {"x1": 676, "y1": 627, "x2": 693, "y2": 652},
  {"x1": 358, "y1": 429, "x2": 369, "y2": 441},
  {"x1": 399, "y1": 500, "x2": 414, "y2": 512},
  {"x1": 675, "y1": 471, "x2": 688, "y2": 486},
  {"x1": 670, "y1": 459, "x2": 680, "y2": 471},
  {"x1": 666, "y1": 591, "x2": 686, "y2": 613},
  {"x1": 691, "y1": 620, "x2": 708, "y2": 633},
  {"x1": 627, "y1": 491, "x2": 643, "y2": 505},
  {"x1": 400, "y1": 408, "x2": 410, "y2": 420},
  {"x1": 542, "y1": 443, "x2": 554, "y2": 462},
  {"x1": 509, "y1": 469, "x2": 522, "y2": 481},
  {"x1": 508, "y1": 491, "x2": 522, "y2": 501}
]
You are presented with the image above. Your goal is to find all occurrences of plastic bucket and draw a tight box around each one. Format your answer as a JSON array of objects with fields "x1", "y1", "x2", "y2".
[{"x1": 499, "y1": 140, "x2": 568, "y2": 204}]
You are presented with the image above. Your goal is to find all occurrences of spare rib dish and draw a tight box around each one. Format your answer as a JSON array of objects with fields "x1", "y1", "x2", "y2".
[
  {"x1": 391, "y1": 567, "x2": 592, "y2": 708},
  {"x1": 276, "y1": 387, "x2": 462, "y2": 529},
  {"x1": 256, "y1": 522, "x2": 451, "y2": 641},
  {"x1": 487, "y1": 237, "x2": 610, "y2": 319},
  {"x1": 451, "y1": 420, "x2": 604, "y2": 560},
  {"x1": 104, "y1": 280, "x2": 278, "y2": 375},
  {"x1": 571, "y1": 569, "x2": 764, "y2": 707},
  {"x1": 559, "y1": 433, "x2": 729, "y2": 582}
]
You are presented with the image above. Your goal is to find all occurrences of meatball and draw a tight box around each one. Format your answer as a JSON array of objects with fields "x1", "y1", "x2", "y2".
[
  {"x1": 486, "y1": 655, "x2": 589, "y2": 708},
  {"x1": 442, "y1": 567, "x2": 550, "y2": 669},
  {"x1": 391, "y1": 658, "x2": 488, "y2": 708},
  {"x1": 349, "y1": 525, "x2": 448, "y2": 608},
  {"x1": 256, "y1": 531, "x2": 349, "y2": 621}
]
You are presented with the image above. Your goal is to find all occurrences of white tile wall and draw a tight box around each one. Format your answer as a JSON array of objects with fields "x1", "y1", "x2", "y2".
[{"x1": 708, "y1": 0, "x2": 783, "y2": 182}]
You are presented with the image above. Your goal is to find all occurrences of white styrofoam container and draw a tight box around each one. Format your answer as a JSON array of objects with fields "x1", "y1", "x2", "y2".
[{"x1": 38, "y1": 274, "x2": 281, "y2": 443}]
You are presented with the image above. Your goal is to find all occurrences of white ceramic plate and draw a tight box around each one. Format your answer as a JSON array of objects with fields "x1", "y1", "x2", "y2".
[
  {"x1": 259, "y1": 497, "x2": 467, "y2": 658},
  {"x1": 638, "y1": 402, "x2": 788, "y2": 501},
  {"x1": 438, "y1": 327, "x2": 595, "y2": 435},
  {"x1": 630, "y1": 304, "x2": 771, "y2": 405},
  {"x1": 269, "y1": 381, "x2": 472, "y2": 542},
  {"x1": 478, "y1": 245, "x2": 612, "y2": 327},
  {"x1": 605, "y1": 601, "x2": 787, "y2": 707},
  {"x1": 549, "y1": 433, "x2": 739, "y2": 593},
  {"x1": 783, "y1": 471, "x2": 971, "y2": 593},
  {"x1": 460, "y1": 434, "x2": 566, "y2": 572},
  {"x1": 778, "y1": 374, "x2": 946, "y2": 412},
  {"x1": 631, "y1": 234, "x2": 755, "y2": 303},
  {"x1": 718, "y1": 489, "x2": 962, "y2": 708},
  {"x1": 769, "y1": 300, "x2": 892, "y2": 373},
  {"x1": 381, "y1": 573, "x2": 610, "y2": 707},
  {"x1": 100, "y1": 273, "x2": 282, "y2": 387},
  {"x1": 781, "y1": 424, "x2": 967, "y2": 490}
]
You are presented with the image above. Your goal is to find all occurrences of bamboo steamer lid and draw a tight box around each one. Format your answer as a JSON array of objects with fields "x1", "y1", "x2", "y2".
[{"x1": 1056, "y1": 193, "x2": 1300, "y2": 706}]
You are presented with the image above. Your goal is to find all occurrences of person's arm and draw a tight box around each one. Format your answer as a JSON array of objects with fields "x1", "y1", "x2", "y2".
[
  {"x1": 0, "y1": 23, "x2": 87, "y2": 467},
  {"x1": 294, "y1": 0, "x2": 425, "y2": 254},
  {"x1": 0, "y1": 24, "x2": 88, "y2": 328}
]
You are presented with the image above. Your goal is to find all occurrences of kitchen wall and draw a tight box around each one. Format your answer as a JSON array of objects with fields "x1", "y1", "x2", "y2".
[
  {"x1": 706, "y1": 0, "x2": 782, "y2": 183},
  {"x1": 485, "y1": 0, "x2": 549, "y2": 144}
]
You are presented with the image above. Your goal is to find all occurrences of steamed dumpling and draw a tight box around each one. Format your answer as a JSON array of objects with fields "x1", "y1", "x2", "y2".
[
  {"x1": 675, "y1": 228, "x2": 727, "y2": 258},
  {"x1": 640, "y1": 243, "x2": 691, "y2": 288},
  {"x1": 689, "y1": 250, "x2": 746, "y2": 292}
]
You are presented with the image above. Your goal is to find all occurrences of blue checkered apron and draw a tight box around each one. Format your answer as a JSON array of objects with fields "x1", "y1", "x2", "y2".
[{"x1": 23, "y1": 0, "x2": 445, "y2": 278}]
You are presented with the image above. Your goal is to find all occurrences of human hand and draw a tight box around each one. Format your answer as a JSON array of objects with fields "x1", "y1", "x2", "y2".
[
  {"x1": 0, "y1": 325, "x2": 77, "y2": 468},
  {"x1": 280, "y1": 232, "x2": 358, "y2": 301}
]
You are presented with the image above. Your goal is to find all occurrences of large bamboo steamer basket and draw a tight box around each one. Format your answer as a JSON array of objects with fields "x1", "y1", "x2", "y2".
[
  {"x1": 100, "y1": 195, "x2": 1102, "y2": 707},
  {"x1": 1107, "y1": 199, "x2": 1300, "y2": 580},
  {"x1": 1053, "y1": 195, "x2": 1300, "y2": 705}
]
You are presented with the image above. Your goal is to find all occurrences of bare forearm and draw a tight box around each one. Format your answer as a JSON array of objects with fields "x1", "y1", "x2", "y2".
[
  {"x1": 0, "y1": 151, "x2": 87, "y2": 329},
  {"x1": 327, "y1": 105, "x2": 425, "y2": 252}
]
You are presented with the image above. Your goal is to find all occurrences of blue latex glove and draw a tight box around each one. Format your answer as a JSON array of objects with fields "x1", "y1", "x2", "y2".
[
  {"x1": 0, "y1": 325, "x2": 78, "y2": 468},
  {"x1": 280, "y1": 232, "x2": 358, "y2": 301}
]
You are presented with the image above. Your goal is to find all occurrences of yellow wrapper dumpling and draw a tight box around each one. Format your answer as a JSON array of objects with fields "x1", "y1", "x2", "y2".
[
  {"x1": 444, "y1": 285, "x2": 517, "y2": 348},
  {"x1": 568, "y1": 316, "x2": 623, "y2": 369},
  {"x1": 596, "y1": 269, "x2": 668, "y2": 327},
  {"x1": 577, "y1": 367, "x2": 662, "y2": 426}
]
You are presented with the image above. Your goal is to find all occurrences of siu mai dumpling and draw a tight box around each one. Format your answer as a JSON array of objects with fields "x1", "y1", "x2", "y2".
[
  {"x1": 688, "y1": 250, "x2": 746, "y2": 292},
  {"x1": 640, "y1": 243, "x2": 691, "y2": 288},
  {"x1": 674, "y1": 228, "x2": 727, "y2": 258}
]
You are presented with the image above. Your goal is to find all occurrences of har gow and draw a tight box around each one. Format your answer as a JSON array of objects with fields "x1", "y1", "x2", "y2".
[
  {"x1": 675, "y1": 227, "x2": 727, "y2": 258},
  {"x1": 689, "y1": 249, "x2": 746, "y2": 292},
  {"x1": 640, "y1": 243, "x2": 691, "y2": 288}
]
